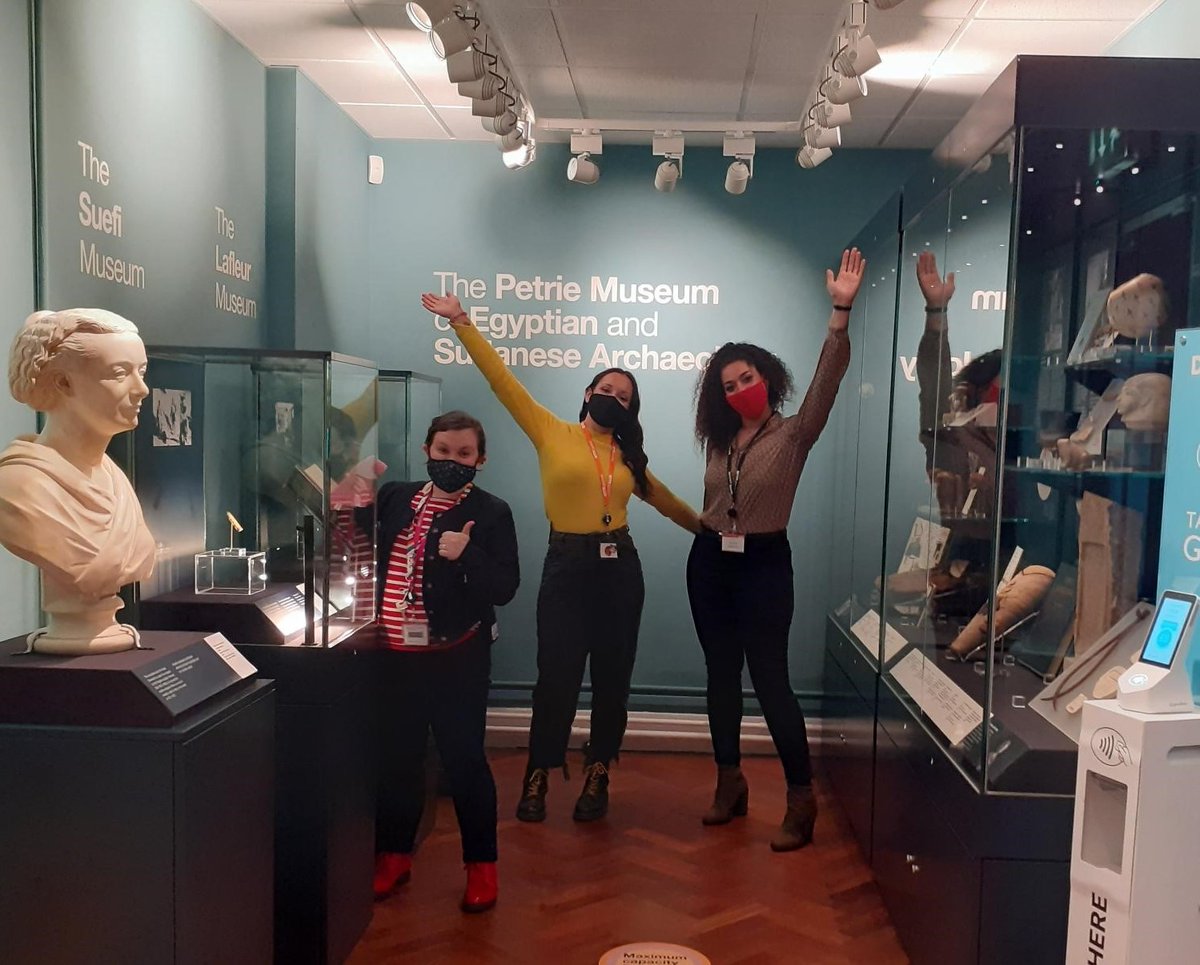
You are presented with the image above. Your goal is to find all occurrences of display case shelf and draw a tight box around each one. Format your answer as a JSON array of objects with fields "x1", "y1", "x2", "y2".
[{"x1": 821, "y1": 55, "x2": 1200, "y2": 965}]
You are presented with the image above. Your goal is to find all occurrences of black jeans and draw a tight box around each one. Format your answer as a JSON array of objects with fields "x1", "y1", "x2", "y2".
[
  {"x1": 375, "y1": 634, "x2": 498, "y2": 863},
  {"x1": 686, "y1": 529, "x2": 813, "y2": 788},
  {"x1": 527, "y1": 529, "x2": 645, "y2": 770}
]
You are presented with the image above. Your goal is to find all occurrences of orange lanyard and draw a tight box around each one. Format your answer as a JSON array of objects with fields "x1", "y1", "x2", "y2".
[{"x1": 581, "y1": 424, "x2": 617, "y2": 529}]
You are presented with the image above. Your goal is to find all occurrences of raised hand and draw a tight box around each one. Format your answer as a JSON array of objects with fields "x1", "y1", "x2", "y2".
[
  {"x1": 916, "y1": 251, "x2": 955, "y2": 309},
  {"x1": 826, "y1": 247, "x2": 866, "y2": 307},
  {"x1": 421, "y1": 291, "x2": 467, "y2": 323},
  {"x1": 438, "y1": 520, "x2": 475, "y2": 561}
]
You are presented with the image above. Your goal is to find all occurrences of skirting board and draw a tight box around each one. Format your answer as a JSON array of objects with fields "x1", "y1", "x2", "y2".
[{"x1": 486, "y1": 708, "x2": 828, "y2": 755}]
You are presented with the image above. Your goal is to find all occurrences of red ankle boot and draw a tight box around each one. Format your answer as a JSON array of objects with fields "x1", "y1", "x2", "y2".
[
  {"x1": 461, "y1": 861, "x2": 498, "y2": 913},
  {"x1": 373, "y1": 852, "x2": 412, "y2": 900}
]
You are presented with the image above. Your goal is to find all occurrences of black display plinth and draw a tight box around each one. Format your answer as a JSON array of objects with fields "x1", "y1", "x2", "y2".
[
  {"x1": 140, "y1": 584, "x2": 308, "y2": 646},
  {"x1": 237, "y1": 639, "x2": 376, "y2": 965},
  {"x1": 0, "y1": 630, "x2": 257, "y2": 727},
  {"x1": 0, "y1": 682, "x2": 275, "y2": 965}
]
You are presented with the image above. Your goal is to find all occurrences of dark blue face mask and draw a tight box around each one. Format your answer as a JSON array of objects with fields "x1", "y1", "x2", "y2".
[
  {"x1": 586, "y1": 392, "x2": 628, "y2": 430},
  {"x1": 427, "y1": 458, "x2": 478, "y2": 493}
]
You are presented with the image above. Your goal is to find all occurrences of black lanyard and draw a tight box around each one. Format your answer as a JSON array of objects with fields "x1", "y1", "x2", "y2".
[{"x1": 725, "y1": 417, "x2": 772, "y2": 530}]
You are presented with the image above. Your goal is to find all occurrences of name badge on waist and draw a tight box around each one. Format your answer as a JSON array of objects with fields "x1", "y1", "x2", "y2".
[
  {"x1": 403, "y1": 623, "x2": 430, "y2": 647},
  {"x1": 599, "y1": 542, "x2": 619, "y2": 559},
  {"x1": 721, "y1": 533, "x2": 746, "y2": 554}
]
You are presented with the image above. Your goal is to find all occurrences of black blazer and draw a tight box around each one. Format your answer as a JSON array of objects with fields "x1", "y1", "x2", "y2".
[{"x1": 371, "y1": 481, "x2": 519, "y2": 643}]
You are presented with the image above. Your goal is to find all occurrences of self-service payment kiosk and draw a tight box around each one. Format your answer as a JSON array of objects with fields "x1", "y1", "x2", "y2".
[{"x1": 1066, "y1": 591, "x2": 1200, "y2": 964}]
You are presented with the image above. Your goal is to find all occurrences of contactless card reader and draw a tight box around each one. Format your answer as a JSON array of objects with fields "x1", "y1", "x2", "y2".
[{"x1": 1117, "y1": 590, "x2": 1199, "y2": 714}]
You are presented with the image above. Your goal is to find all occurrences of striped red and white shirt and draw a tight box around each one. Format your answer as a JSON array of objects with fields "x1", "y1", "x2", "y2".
[{"x1": 380, "y1": 485, "x2": 475, "y2": 652}]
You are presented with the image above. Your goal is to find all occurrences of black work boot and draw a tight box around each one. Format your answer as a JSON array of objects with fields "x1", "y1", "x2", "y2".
[
  {"x1": 573, "y1": 760, "x2": 610, "y2": 822},
  {"x1": 516, "y1": 767, "x2": 549, "y2": 823}
]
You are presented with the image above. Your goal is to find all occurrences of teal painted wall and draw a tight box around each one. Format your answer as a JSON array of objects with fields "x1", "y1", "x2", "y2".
[
  {"x1": 1108, "y1": 0, "x2": 1200, "y2": 57},
  {"x1": 0, "y1": 0, "x2": 39, "y2": 636},
  {"x1": 267, "y1": 68, "x2": 374, "y2": 354},
  {"x1": 367, "y1": 141, "x2": 923, "y2": 702},
  {"x1": 36, "y1": 0, "x2": 266, "y2": 347}
]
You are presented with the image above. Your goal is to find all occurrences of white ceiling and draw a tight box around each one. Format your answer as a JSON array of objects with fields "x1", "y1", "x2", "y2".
[{"x1": 195, "y1": 0, "x2": 1167, "y2": 148}]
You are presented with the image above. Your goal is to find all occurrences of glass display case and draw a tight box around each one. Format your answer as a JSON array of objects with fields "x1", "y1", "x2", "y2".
[
  {"x1": 113, "y1": 348, "x2": 379, "y2": 647},
  {"x1": 377, "y1": 370, "x2": 443, "y2": 485},
  {"x1": 822, "y1": 56, "x2": 1200, "y2": 965}
]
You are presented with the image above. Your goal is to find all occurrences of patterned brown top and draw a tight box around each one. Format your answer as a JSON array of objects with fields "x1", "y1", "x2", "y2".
[{"x1": 699, "y1": 328, "x2": 852, "y2": 534}]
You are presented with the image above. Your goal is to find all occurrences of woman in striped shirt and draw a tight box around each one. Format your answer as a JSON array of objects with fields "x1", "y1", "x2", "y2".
[{"x1": 370, "y1": 410, "x2": 519, "y2": 914}]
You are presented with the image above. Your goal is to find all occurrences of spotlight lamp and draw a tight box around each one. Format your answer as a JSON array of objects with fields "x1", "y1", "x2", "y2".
[
  {"x1": 406, "y1": 0, "x2": 459, "y2": 32},
  {"x1": 723, "y1": 133, "x2": 755, "y2": 196},
  {"x1": 446, "y1": 47, "x2": 490, "y2": 84},
  {"x1": 805, "y1": 124, "x2": 841, "y2": 150},
  {"x1": 797, "y1": 145, "x2": 833, "y2": 169},
  {"x1": 654, "y1": 160, "x2": 680, "y2": 193},
  {"x1": 471, "y1": 93, "x2": 507, "y2": 118},
  {"x1": 652, "y1": 133, "x2": 685, "y2": 193},
  {"x1": 430, "y1": 4, "x2": 479, "y2": 60},
  {"x1": 811, "y1": 100, "x2": 852, "y2": 129},
  {"x1": 502, "y1": 137, "x2": 536, "y2": 170},
  {"x1": 481, "y1": 109, "x2": 518, "y2": 136},
  {"x1": 567, "y1": 153, "x2": 600, "y2": 185},
  {"x1": 823, "y1": 67, "x2": 867, "y2": 106},
  {"x1": 498, "y1": 126, "x2": 527, "y2": 152},
  {"x1": 834, "y1": 4, "x2": 882, "y2": 78}
]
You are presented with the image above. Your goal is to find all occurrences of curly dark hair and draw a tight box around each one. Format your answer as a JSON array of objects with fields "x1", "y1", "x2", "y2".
[
  {"x1": 959, "y1": 348, "x2": 1003, "y2": 387},
  {"x1": 694, "y1": 342, "x2": 795, "y2": 452},
  {"x1": 577, "y1": 367, "x2": 650, "y2": 497}
]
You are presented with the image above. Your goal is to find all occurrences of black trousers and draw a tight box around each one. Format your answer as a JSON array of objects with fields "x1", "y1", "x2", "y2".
[
  {"x1": 686, "y1": 529, "x2": 813, "y2": 788},
  {"x1": 527, "y1": 529, "x2": 645, "y2": 770},
  {"x1": 374, "y1": 634, "x2": 498, "y2": 863}
]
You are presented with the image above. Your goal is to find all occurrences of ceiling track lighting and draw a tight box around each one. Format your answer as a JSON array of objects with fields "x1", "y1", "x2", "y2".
[
  {"x1": 652, "y1": 133, "x2": 685, "y2": 192},
  {"x1": 805, "y1": 124, "x2": 841, "y2": 150},
  {"x1": 567, "y1": 132, "x2": 602, "y2": 184},
  {"x1": 406, "y1": 0, "x2": 459, "y2": 32},
  {"x1": 797, "y1": 145, "x2": 833, "y2": 169},
  {"x1": 834, "y1": 3, "x2": 882, "y2": 78},
  {"x1": 723, "y1": 134, "x2": 755, "y2": 196},
  {"x1": 821, "y1": 65, "x2": 867, "y2": 106}
]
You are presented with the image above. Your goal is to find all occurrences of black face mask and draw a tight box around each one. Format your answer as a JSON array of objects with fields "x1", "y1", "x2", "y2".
[
  {"x1": 427, "y1": 458, "x2": 478, "y2": 494},
  {"x1": 586, "y1": 393, "x2": 629, "y2": 430}
]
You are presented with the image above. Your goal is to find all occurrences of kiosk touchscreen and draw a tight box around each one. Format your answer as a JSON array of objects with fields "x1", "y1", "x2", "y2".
[{"x1": 1117, "y1": 590, "x2": 1199, "y2": 714}]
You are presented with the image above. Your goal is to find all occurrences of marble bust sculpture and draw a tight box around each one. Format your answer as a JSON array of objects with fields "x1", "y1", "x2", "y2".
[{"x1": 0, "y1": 308, "x2": 156, "y2": 654}]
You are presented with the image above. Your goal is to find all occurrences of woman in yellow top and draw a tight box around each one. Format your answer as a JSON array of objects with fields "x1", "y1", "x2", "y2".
[{"x1": 421, "y1": 291, "x2": 700, "y2": 823}]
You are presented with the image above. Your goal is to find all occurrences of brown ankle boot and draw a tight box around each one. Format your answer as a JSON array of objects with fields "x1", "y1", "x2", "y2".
[
  {"x1": 701, "y1": 765, "x2": 749, "y2": 826},
  {"x1": 770, "y1": 785, "x2": 817, "y2": 851}
]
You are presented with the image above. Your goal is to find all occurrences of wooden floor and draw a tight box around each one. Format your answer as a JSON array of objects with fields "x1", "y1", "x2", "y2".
[{"x1": 348, "y1": 750, "x2": 909, "y2": 965}]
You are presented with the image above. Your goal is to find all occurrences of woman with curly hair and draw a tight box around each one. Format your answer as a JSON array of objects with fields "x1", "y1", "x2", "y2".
[
  {"x1": 419, "y1": 291, "x2": 700, "y2": 824},
  {"x1": 688, "y1": 248, "x2": 864, "y2": 851}
]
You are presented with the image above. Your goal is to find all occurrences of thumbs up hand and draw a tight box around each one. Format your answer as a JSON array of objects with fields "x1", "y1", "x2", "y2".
[{"x1": 438, "y1": 520, "x2": 475, "y2": 561}]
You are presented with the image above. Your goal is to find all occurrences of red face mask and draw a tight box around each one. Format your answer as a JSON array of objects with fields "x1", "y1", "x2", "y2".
[
  {"x1": 726, "y1": 381, "x2": 769, "y2": 420},
  {"x1": 981, "y1": 381, "x2": 1000, "y2": 405}
]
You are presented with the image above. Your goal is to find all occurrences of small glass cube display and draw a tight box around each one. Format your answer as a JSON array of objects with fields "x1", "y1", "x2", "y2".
[{"x1": 194, "y1": 547, "x2": 268, "y2": 595}]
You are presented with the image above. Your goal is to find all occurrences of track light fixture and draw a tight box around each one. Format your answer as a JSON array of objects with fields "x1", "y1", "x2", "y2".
[
  {"x1": 651, "y1": 133, "x2": 685, "y2": 193},
  {"x1": 567, "y1": 153, "x2": 599, "y2": 184},
  {"x1": 406, "y1": 0, "x2": 458, "y2": 31},
  {"x1": 502, "y1": 137, "x2": 536, "y2": 170},
  {"x1": 446, "y1": 47, "x2": 490, "y2": 84},
  {"x1": 866, "y1": 0, "x2": 908, "y2": 8},
  {"x1": 567, "y1": 132, "x2": 602, "y2": 184},
  {"x1": 822, "y1": 66, "x2": 867, "y2": 106},
  {"x1": 805, "y1": 124, "x2": 841, "y2": 150},
  {"x1": 430, "y1": 4, "x2": 479, "y2": 60},
  {"x1": 481, "y1": 109, "x2": 518, "y2": 135},
  {"x1": 812, "y1": 100, "x2": 852, "y2": 129},
  {"x1": 797, "y1": 145, "x2": 833, "y2": 169},
  {"x1": 834, "y1": 4, "x2": 882, "y2": 78},
  {"x1": 723, "y1": 134, "x2": 755, "y2": 196}
]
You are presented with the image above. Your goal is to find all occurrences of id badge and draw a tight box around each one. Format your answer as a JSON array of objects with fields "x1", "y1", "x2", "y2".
[
  {"x1": 599, "y1": 542, "x2": 619, "y2": 559},
  {"x1": 403, "y1": 623, "x2": 430, "y2": 647},
  {"x1": 721, "y1": 533, "x2": 746, "y2": 554}
]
